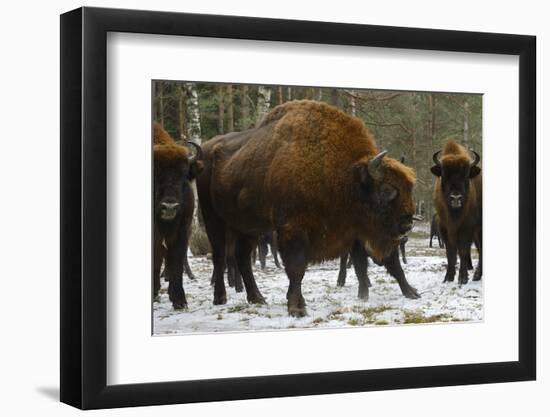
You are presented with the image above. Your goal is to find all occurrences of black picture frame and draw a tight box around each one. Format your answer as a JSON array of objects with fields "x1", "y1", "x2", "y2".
[{"x1": 60, "y1": 6, "x2": 536, "y2": 410}]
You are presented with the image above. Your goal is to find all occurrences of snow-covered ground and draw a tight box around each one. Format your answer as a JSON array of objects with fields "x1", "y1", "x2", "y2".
[{"x1": 153, "y1": 223, "x2": 483, "y2": 335}]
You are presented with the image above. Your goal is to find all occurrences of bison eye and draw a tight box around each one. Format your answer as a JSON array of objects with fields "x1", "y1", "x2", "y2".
[{"x1": 380, "y1": 184, "x2": 398, "y2": 203}]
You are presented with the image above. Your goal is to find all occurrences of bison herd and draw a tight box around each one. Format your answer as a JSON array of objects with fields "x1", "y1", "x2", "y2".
[{"x1": 153, "y1": 100, "x2": 482, "y2": 317}]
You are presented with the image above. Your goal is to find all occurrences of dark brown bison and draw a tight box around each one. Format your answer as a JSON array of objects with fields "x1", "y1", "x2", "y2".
[
  {"x1": 197, "y1": 100, "x2": 416, "y2": 316},
  {"x1": 429, "y1": 213, "x2": 444, "y2": 248},
  {"x1": 153, "y1": 122, "x2": 203, "y2": 309},
  {"x1": 431, "y1": 140, "x2": 482, "y2": 284},
  {"x1": 337, "y1": 237, "x2": 419, "y2": 299}
]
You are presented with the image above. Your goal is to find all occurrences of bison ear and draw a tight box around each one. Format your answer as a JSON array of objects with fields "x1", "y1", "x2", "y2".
[
  {"x1": 469, "y1": 165, "x2": 481, "y2": 178},
  {"x1": 188, "y1": 160, "x2": 204, "y2": 180},
  {"x1": 352, "y1": 162, "x2": 374, "y2": 203},
  {"x1": 430, "y1": 165, "x2": 442, "y2": 177}
]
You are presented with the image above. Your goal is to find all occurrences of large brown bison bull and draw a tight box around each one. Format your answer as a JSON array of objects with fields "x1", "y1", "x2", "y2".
[
  {"x1": 431, "y1": 140, "x2": 482, "y2": 285},
  {"x1": 197, "y1": 100, "x2": 416, "y2": 316},
  {"x1": 153, "y1": 122, "x2": 203, "y2": 309}
]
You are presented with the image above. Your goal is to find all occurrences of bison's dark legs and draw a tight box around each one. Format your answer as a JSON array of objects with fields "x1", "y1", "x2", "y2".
[
  {"x1": 153, "y1": 234, "x2": 163, "y2": 300},
  {"x1": 473, "y1": 230, "x2": 482, "y2": 281},
  {"x1": 235, "y1": 235, "x2": 266, "y2": 304},
  {"x1": 166, "y1": 240, "x2": 188, "y2": 310},
  {"x1": 226, "y1": 234, "x2": 244, "y2": 292},
  {"x1": 457, "y1": 240, "x2": 472, "y2": 285},
  {"x1": 429, "y1": 233, "x2": 434, "y2": 248},
  {"x1": 227, "y1": 258, "x2": 244, "y2": 293},
  {"x1": 384, "y1": 249, "x2": 420, "y2": 299},
  {"x1": 181, "y1": 240, "x2": 196, "y2": 281},
  {"x1": 280, "y1": 236, "x2": 307, "y2": 317},
  {"x1": 258, "y1": 238, "x2": 268, "y2": 270},
  {"x1": 400, "y1": 239, "x2": 407, "y2": 264},
  {"x1": 271, "y1": 239, "x2": 282, "y2": 268},
  {"x1": 205, "y1": 220, "x2": 227, "y2": 305},
  {"x1": 337, "y1": 254, "x2": 348, "y2": 287},
  {"x1": 441, "y1": 227, "x2": 457, "y2": 283},
  {"x1": 350, "y1": 240, "x2": 370, "y2": 300}
]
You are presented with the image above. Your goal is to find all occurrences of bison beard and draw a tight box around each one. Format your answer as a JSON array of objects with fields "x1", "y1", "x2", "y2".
[
  {"x1": 431, "y1": 140, "x2": 482, "y2": 285},
  {"x1": 153, "y1": 122, "x2": 203, "y2": 310},
  {"x1": 197, "y1": 100, "x2": 416, "y2": 317}
]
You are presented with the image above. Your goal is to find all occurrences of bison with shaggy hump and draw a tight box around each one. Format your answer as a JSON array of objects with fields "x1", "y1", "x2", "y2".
[
  {"x1": 153, "y1": 122, "x2": 203, "y2": 309},
  {"x1": 197, "y1": 100, "x2": 416, "y2": 317},
  {"x1": 431, "y1": 140, "x2": 482, "y2": 285}
]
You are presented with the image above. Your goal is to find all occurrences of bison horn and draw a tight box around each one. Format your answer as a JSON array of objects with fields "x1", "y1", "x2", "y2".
[
  {"x1": 432, "y1": 150, "x2": 442, "y2": 167},
  {"x1": 367, "y1": 150, "x2": 388, "y2": 181},
  {"x1": 470, "y1": 149, "x2": 480, "y2": 167},
  {"x1": 186, "y1": 141, "x2": 203, "y2": 162}
]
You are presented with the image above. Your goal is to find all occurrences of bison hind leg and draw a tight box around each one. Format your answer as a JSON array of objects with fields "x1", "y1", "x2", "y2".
[
  {"x1": 279, "y1": 235, "x2": 308, "y2": 317},
  {"x1": 235, "y1": 235, "x2": 266, "y2": 304}
]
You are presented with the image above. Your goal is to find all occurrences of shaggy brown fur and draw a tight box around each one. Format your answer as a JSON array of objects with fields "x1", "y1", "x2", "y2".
[
  {"x1": 432, "y1": 140, "x2": 482, "y2": 284},
  {"x1": 198, "y1": 100, "x2": 416, "y2": 316},
  {"x1": 153, "y1": 122, "x2": 202, "y2": 309}
]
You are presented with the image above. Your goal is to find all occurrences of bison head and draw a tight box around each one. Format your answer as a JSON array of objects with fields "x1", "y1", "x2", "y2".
[
  {"x1": 353, "y1": 151, "x2": 416, "y2": 258},
  {"x1": 154, "y1": 142, "x2": 203, "y2": 222},
  {"x1": 431, "y1": 148, "x2": 480, "y2": 213}
]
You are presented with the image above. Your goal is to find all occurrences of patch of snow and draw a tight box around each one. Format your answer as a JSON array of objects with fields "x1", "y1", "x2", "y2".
[{"x1": 153, "y1": 234, "x2": 482, "y2": 335}]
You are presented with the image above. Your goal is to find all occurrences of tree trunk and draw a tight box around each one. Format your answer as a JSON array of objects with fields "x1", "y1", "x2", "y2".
[
  {"x1": 177, "y1": 84, "x2": 186, "y2": 141},
  {"x1": 184, "y1": 83, "x2": 202, "y2": 143},
  {"x1": 277, "y1": 86, "x2": 283, "y2": 105},
  {"x1": 226, "y1": 85, "x2": 234, "y2": 132},
  {"x1": 240, "y1": 85, "x2": 250, "y2": 130},
  {"x1": 157, "y1": 82, "x2": 165, "y2": 126},
  {"x1": 330, "y1": 88, "x2": 340, "y2": 108},
  {"x1": 463, "y1": 100, "x2": 470, "y2": 145},
  {"x1": 216, "y1": 85, "x2": 225, "y2": 134},
  {"x1": 287, "y1": 86, "x2": 292, "y2": 101},
  {"x1": 316, "y1": 88, "x2": 323, "y2": 101},
  {"x1": 428, "y1": 93, "x2": 436, "y2": 149},
  {"x1": 257, "y1": 86, "x2": 272, "y2": 123},
  {"x1": 349, "y1": 92, "x2": 356, "y2": 116}
]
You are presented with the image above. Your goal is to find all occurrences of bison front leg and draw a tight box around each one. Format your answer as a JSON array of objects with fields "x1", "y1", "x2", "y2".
[
  {"x1": 350, "y1": 241, "x2": 370, "y2": 300},
  {"x1": 271, "y1": 236, "x2": 282, "y2": 269},
  {"x1": 440, "y1": 227, "x2": 456, "y2": 283},
  {"x1": 384, "y1": 248, "x2": 420, "y2": 299},
  {"x1": 457, "y1": 243, "x2": 471, "y2": 285},
  {"x1": 166, "y1": 241, "x2": 188, "y2": 310},
  {"x1": 153, "y1": 230, "x2": 163, "y2": 301},
  {"x1": 473, "y1": 233, "x2": 482, "y2": 281},
  {"x1": 258, "y1": 238, "x2": 268, "y2": 270},
  {"x1": 235, "y1": 235, "x2": 266, "y2": 304},
  {"x1": 280, "y1": 236, "x2": 307, "y2": 317},
  {"x1": 337, "y1": 253, "x2": 348, "y2": 287}
]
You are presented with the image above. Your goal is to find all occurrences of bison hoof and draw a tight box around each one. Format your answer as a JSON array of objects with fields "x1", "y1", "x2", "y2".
[
  {"x1": 213, "y1": 294, "x2": 227, "y2": 305},
  {"x1": 336, "y1": 278, "x2": 345, "y2": 287},
  {"x1": 403, "y1": 286, "x2": 421, "y2": 299},
  {"x1": 443, "y1": 274, "x2": 455, "y2": 283},
  {"x1": 235, "y1": 285, "x2": 244, "y2": 293},
  {"x1": 247, "y1": 293, "x2": 267, "y2": 305},
  {"x1": 458, "y1": 273, "x2": 469, "y2": 285},
  {"x1": 357, "y1": 288, "x2": 369, "y2": 301},
  {"x1": 473, "y1": 270, "x2": 482, "y2": 281},
  {"x1": 187, "y1": 274, "x2": 196, "y2": 281},
  {"x1": 172, "y1": 301, "x2": 188, "y2": 310},
  {"x1": 288, "y1": 305, "x2": 307, "y2": 317}
]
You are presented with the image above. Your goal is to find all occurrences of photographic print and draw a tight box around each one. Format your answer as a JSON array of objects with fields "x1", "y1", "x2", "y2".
[{"x1": 152, "y1": 82, "x2": 483, "y2": 335}]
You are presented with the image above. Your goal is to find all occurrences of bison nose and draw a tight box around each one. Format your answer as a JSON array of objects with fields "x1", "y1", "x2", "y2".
[
  {"x1": 449, "y1": 193, "x2": 463, "y2": 208},
  {"x1": 160, "y1": 202, "x2": 180, "y2": 211}
]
